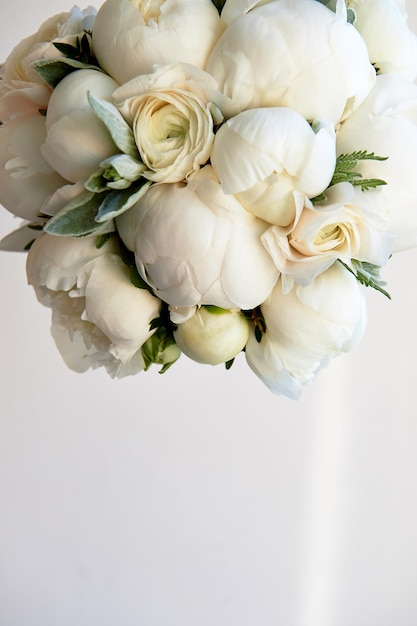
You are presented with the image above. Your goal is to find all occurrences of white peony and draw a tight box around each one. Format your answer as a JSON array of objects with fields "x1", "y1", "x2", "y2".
[
  {"x1": 116, "y1": 166, "x2": 279, "y2": 310},
  {"x1": 262, "y1": 182, "x2": 394, "y2": 292},
  {"x1": 336, "y1": 73, "x2": 417, "y2": 252},
  {"x1": 206, "y1": 0, "x2": 375, "y2": 125},
  {"x1": 92, "y1": 0, "x2": 224, "y2": 84},
  {"x1": 41, "y1": 69, "x2": 119, "y2": 183},
  {"x1": 174, "y1": 306, "x2": 250, "y2": 365},
  {"x1": 113, "y1": 64, "x2": 234, "y2": 183},
  {"x1": 0, "y1": 114, "x2": 68, "y2": 221},
  {"x1": 245, "y1": 262, "x2": 367, "y2": 399},
  {"x1": 26, "y1": 233, "x2": 161, "y2": 377},
  {"x1": 211, "y1": 107, "x2": 336, "y2": 226},
  {"x1": 0, "y1": 6, "x2": 96, "y2": 121},
  {"x1": 346, "y1": 0, "x2": 417, "y2": 81}
]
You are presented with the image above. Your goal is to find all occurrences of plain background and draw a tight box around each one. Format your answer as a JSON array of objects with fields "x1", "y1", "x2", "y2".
[{"x1": 1, "y1": 2, "x2": 417, "y2": 625}]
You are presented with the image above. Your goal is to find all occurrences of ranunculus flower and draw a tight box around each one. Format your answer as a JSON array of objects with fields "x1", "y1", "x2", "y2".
[
  {"x1": 41, "y1": 69, "x2": 119, "y2": 183},
  {"x1": 245, "y1": 262, "x2": 367, "y2": 399},
  {"x1": 206, "y1": 0, "x2": 375, "y2": 124},
  {"x1": 116, "y1": 166, "x2": 279, "y2": 309},
  {"x1": 211, "y1": 107, "x2": 336, "y2": 226},
  {"x1": 336, "y1": 73, "x2": 417, "y2": 252},
  {"x1": 0, "y1": 114, "x2": 67, "y2": 220},
  {"x1": 113, "y1": 64, "x2": 234, "y2": 183},
  {"x1": 346, "y1": 0, "x2": 417, "y2": 81},
  {"x1": 174, "y1": 306, "x2": 250, "y2": 365},
  {"x1": 92, "y1": 0, "x2": 224, "y2": 84},
  {"x1": 0, "y1": 6, "x2": 96, "y2": 121},
  {"x1": 262, "y1": 182, "x2": 394, "y2": 292},
  {"x1": 26, "y1": 233, "x2": 161, "y2": 377}
]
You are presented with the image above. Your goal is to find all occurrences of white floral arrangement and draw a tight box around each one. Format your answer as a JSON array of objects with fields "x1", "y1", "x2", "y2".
[{"x1": 1, "y1": 0, "x2": 417, "y2": 399}]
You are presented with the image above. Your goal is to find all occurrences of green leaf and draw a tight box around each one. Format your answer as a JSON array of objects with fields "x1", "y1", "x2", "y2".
[
  {"x1": 32, "y1": 58, "x2": 101, "y2": 88},
  {"x1": 338, "y1": 259, "x2": 391, "y2": 299},
  {"x1": 95, "y1": 179, "x2": 152, "y2": 222},
  {"x1": 225, "y1": 359, "x2": 234, "y2": 370},
  {"x1": 204, "y1": 305, "x2": 230, "y2": 315},
  {"x1": 87, "y1": 92, "x2": 139, "y2": 158},
  {"x1": 44, "y1": 190, "x2": 114, "y2": 237}
]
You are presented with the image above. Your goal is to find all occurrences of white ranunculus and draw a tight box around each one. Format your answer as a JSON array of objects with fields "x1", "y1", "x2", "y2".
[
  {"x1": 0, "y1": 6, "x2": 96, "y2": 121},
  {"x1": 206, "y1": 0, "x2": 375, "y2": 124},
  {"x1": 211, "y1": 107, "x2": 336, "y2": 226},
  {"x1": 27, "y1": 233, "x2": 161, "y2": 376},
  {"x1": 92, "y1": 0, "x2": 224, "y2": 84},
  {"x1": 116, "y1": 166, "x2": 279, "y2": 310},
  {"x1": 174, "y1": 306, "x2": 250, "y2": 365},
  {"x1": 41, "y1": 69, "x2": 119, "y2": 183},
  {"x1": 114, "y1": 64, "x2": 234, "y2": 183},
  {"x1": 262, "y1": 182, "x2": 394, "y2": 292},
  {"x1": 245, "y1": 262, "x2": 367, "y2": 399},
  {"x1": 336, "y1": 74, "x2": 417, "y2": 252},
  {"x1": 346, "y1": 0, "x2": 417, "y2": 81},
  {"x1": 0, "y1": 114, "x2": 68, "y2": 220}
]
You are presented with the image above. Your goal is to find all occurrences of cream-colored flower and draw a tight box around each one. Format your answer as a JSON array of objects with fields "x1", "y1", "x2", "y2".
[
  {"x1": 174, "y1": 306, "x2": 250, "y2": 365},
  {"x1": 245, "y1": 262, "x2": 367, "y2": 399},
  {"x1": 26, "y1": 233, "x2": 161, "y2": 377},
  {"x1": 92, "y1": 0, "x2": 223, "y2": 84},
  {"x1": 262, "y1": 183, "x2": 394, "y2": 292},
  {"x1": 346, "y1": 0, "x2": 417, "y2": 81},
  {"x1": 116, "y1": 166, "x2": 279, "y2": 310},
  {"x1": 114, "y1": 64, "x2": 232, "y2": 183},
  {"x1": 41, "y1": 69, "x2": 119, "y2": 183},
  {"x1": 336, "y1": 73, "x2": 417, "y2": 252},
  {"x1": 212, "y1": 107, "x2": 336, "y2": 226},
  {"x1": 0, "y1": 6, "x2": 96, "y2": 121},
  {"x1": 207, "y1": 0, "x2": 375, "y2": 124},
  {"x1": 0, "y1": 114, "x2": 67, "y2": 220}
]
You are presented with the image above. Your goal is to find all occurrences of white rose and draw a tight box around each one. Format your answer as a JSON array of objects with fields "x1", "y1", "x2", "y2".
[
  {"x1": 0, "y1": 7, "x2": 96, "y2": 121},
  {"x1": 262, "y1": 182, "x2": 394, "y2": 292},
  {"x1": 92, "y1": 0, "x2": 224, "y2": 84},
  {"x1": 206, "y1": 0, "x2": 375, "y2": 124},
  {"x1": 245, "y1": 262, "x2": 367, "y2": 399},
  {"x1": 116, "y1": 166, "x2": 279, "y2": 310},
  {"x1": 113, "y1": 64, "x2": 232, "y2": 183},
  {"x1": 336, "y1": 74, "x2": 417, "y2": 252},
  {"x1": 346, "y1": 0, "x2": 417, "y2": 81},
  {"x1": 211, "y1": 107, "x2": 336, "y2": 226},
  {"x1": 26, "y1": 233, "x2": 161, "y2": 377},
  {"x1": 0, "y1": 114, "x2": 67, "y2": 220},
  {"x1": 173, "y1": 306, "x2": 250, "y2": 365},
  {"x1": 41, "y1": 69, "x2": 119, "y2": 183}
]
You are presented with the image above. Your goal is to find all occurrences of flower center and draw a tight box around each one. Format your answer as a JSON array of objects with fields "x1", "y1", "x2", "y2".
[{"x1": 131, "y1": 0, "x2": 164, "y2": 25}]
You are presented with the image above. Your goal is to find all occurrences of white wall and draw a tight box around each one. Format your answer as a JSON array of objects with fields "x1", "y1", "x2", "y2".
[{"x1": 1, "y1": 3, "x2": 417, "y2": 625}]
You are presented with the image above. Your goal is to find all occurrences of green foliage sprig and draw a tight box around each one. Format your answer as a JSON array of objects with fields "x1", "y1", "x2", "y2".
[{"x1": 338, "y1": 259, "x2": 391, "y2": 299}]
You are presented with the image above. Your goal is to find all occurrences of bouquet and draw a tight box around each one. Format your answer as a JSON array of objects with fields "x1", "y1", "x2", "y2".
[{"x1": 1, "y1": 0, "x2": 417, "y2": 399}]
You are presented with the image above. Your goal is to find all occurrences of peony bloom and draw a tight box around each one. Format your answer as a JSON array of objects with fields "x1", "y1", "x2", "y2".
[
  {"x1": 336, "y1": 73, "x2": 417, "y2": 252},
  {"x1": 0, "y1": 6, "x2": 96, "y2": 121},
  {"x1": 113, "y1": 63, "x2": 234, "y2": 183},
  {"x1": 41, "y1": 69, "x2": 119, "y2": 183},
  {"x1": 262, "y1": 182, "x2": 394, "y2": 292},
  {"x1": 26, "y1": 233, "x2": 161, "y2": 377},
  {"x1": 346, "y1": 0, "x2": 417, "y2": 81},
  {"x1": 206, "y1": 0, "x2": 375, "y2": 124},
  {"x1": 174, "y1": 306, "x2": 250, "y2": 365},
  {"x1": 116, "y1": 166, "x2": 279, "y2": 310},
  {"x1": 245, "y1": 262, "x2": 367, "y2": 399},
  {"x1": 0, "y1": 114, "x2": 67, "y2": 221},
  {"x1": 92, "y1": 0, "x2": 224, "y2": 84},
  {"x1": 211, "y1": 107, "x2": 336, "y2": 226}
]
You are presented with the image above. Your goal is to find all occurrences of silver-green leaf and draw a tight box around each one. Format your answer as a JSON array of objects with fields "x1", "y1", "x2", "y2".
[{"x1": 87, "y1": 92, "x2": 139, "y2": 158}]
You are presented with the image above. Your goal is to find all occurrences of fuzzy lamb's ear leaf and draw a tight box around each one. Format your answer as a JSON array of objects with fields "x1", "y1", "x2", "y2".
[
  {"x1": 88, "y1": 92, "x2": 139, "y2": 158},
  {"x1": 44, "y1": 190, "x2": 113, "y2": 237},
  {"x1": 95, "y1": 179, "x2": 152, "y2": 222},
  {"x1": 32, "y1": 58, "x2": 101, "y2": 88}
]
